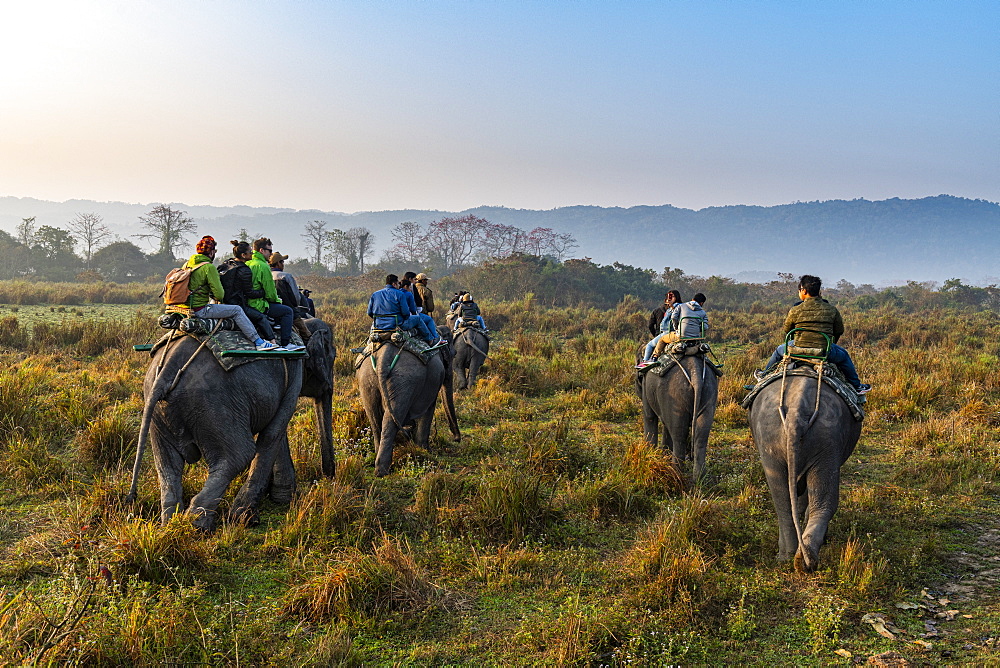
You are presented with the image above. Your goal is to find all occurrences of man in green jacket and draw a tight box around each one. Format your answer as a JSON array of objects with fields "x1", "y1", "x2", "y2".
[
  {"x1": 248, "y1": 237, "x2": 302, "y2": 351},
  {"x1": 186, "y1": 236, "x2": 280, "y2": 351},
  {"x1": 756, "y1": 274, "x2": 870, "y2": 393}
]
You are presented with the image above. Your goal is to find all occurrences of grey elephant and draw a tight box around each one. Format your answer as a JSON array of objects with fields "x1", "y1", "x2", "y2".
[
  {"x1": 637, "y1": 351, "x2": 719, "y2": 482},
  {"x1": 453, "y1": 326, "x2": 489, "y2": 389},
  {"x1": 355, "y1": 328, "x2": 461, "y2": 477},
  {"x1": 126, "y1": 318, "x2": 336, "y2": 531},
  {"x1": 748, "y1": 374, "x2": 862, "y2": 573}
]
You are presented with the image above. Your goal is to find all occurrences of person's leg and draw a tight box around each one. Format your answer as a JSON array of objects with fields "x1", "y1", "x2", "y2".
[
  {"x1": 644, "y1": 334, "x2": 663, "y2": 361},
  {"x1": 477, "y1": 316, "x2": 486, "y2": 330},
  {"x1": 763, "y1": 344, "x2": 786, "y2": 372},
  {"x1": 198, "y1": 303, "x2": 260, "y2": 342},
  {"x1": 419, "y1": 313, "x2": 439, "y2": 341},
  {"x1": 401, "y1": 314, "x2": 434, "y2": 342},
  {"x1": 827, "y1": 345, "x2": 862, "y2": 390},
  {"x1": 266, "y1": 303, "x2": 295, "y2": 347},
  {"x1": 242, "y1": 306, "x2": 274, "y2": 340}
]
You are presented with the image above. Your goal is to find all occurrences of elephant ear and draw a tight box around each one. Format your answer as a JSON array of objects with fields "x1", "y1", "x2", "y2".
[{"x1": 304, "y1": 320, "x2": 334, "y2": 394}]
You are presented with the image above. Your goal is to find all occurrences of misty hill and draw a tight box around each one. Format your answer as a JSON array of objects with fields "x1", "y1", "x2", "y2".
[{"x1": 1, "y1": 195, "x2": 996, "y2": 285}]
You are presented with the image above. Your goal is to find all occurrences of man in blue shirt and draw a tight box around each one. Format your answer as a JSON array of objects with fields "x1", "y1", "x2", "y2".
[{"x1": 368, "y1": 275, "x2": 444, "y2": 347}]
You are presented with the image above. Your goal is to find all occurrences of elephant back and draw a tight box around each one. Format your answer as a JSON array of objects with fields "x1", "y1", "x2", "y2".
[{"x1": 742, "y1": 362, "x2": 865, "y2": 421}]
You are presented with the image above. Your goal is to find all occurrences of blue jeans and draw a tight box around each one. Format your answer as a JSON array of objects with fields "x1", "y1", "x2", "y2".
[
  {"x1": 401, "y1": 314, "x2": 435, "y2": 343},
  {"x1": 644, "y1": 333, "x2": 664, "y2": 361},
  {"x1": 194, "y1": 303, "x2": 259, "y2": 342},
  {"x1": 764, "y1": 343, "x2": 861, "y2": 389},
  {"x1": 265, "y1": 303, "x2": 295, "y2": 346}
]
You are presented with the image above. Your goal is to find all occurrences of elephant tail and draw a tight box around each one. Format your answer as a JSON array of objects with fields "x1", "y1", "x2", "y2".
[
  {"x1": 125, "y1": 367, "x2": 171, "y2": 504},
  {"x1": 784, "y1": 395, "x2": 812, "y2": 572}
]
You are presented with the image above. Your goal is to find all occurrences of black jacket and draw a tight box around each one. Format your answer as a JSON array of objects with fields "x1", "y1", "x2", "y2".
[{"x1": 218, "y1": 259, "x2": 264, "y2": 308}]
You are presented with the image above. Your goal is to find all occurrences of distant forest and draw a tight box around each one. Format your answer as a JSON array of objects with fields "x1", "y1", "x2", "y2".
[{"x1": 1, "y1": 194, "x2": 997, "y2": 285}]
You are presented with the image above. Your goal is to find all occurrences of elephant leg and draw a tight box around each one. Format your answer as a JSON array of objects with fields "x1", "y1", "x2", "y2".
[
  {"x1": 375, "y1": 412, "x2": 400, "y2": 477},
  {"x1": 759, "y1": 458, "x2": 797, "y2": 562},
  {"x1": 188, "y1": 455, "x2": 253, "y2": 532},
  {"x1": 468, "y1": 356, "x2": 484, "y2": 388},
  {"x1": 796, "y1": 469, "x2": 839, "y2": 573},
  {"x1": 691, "y1": 415, "x2": 712, "y2": 482},
  {"x1": 150, "y1": 432, "x2": 186, "y2": 525},
  {"x1": 412, "y1": 406, "x2": 434, "y2": 449},
  {"x1": 641, "y1": 402, "x2": 660, "y2": 447},
  {"x1": 234, "y1": 396, "x2": 301, "y2": 519},
  {"x1": 314, "y1": 393, "x2": 335, "y2": 478}
]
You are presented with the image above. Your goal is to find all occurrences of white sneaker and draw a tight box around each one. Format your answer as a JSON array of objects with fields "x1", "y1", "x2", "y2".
[
  {"x1": 256, "y1": 341, "x2": 281, "y2": 351},
  {"x1": 284, "y1": 343, "x2": 306, "y2": 351}
]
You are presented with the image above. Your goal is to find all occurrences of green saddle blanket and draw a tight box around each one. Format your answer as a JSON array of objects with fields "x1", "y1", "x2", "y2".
[
  {"x1": 646, "y1": 352, "x2": 723, "y2": 378},
  {"x1": 741, "y1": 362, "x2": 865, "y2": 421},
  {"x1": 353, "y1": 329, "x2": 442, "y2": 369},
  {"x1": 149, "y1": 328, "x2": 307, "y2": 372}
]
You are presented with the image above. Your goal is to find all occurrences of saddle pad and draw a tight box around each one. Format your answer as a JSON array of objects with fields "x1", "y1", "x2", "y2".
[
  {"x1": 741, "y1": 364, "x2": 865, "y2": 421},
  {"x1": 354, "y1": 330, "x2": 440, "y2": 369},
  {"x1": 647, "y1": 353, "x2": 723, "y2": 378},
  {"x1": 148, "y1": 328, "x2": 307, "y2": 372}
]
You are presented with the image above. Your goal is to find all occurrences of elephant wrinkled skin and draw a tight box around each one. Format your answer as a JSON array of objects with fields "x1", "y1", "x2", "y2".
[
  {"x1": 127, "y1": 318, "x2": 336, "y2": 531},
  {"x1": 356, "y1": 329, "x2": 460, "y2": 477},
  {"x1": 749, "y1": 375, "x2": 861, "y2": 573},
  {"x1": 637, "y1": 354, "x2": 719, "y2": 482}
]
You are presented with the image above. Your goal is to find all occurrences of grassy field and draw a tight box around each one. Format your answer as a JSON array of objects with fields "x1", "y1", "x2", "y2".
[{"x1": 1, "y1": 292, "x2": 999, "y2": 665}]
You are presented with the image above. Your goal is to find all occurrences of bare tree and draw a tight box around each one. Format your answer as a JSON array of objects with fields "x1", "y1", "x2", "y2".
[
  {"x1": 480, "y1": 223, "x2": 528, "y2": 260},
  {"x1": 327, "y1": 226, "x2": 375, "y2": 274},
  {"x1": 68, "y1": 213, "x2": 111, "y2": 269},
  {"x1": 302, "y1": 220, "x2": 329, "y2": 266},
  {"x1": 546, "y1": 231, "x2": 578, "y2": 261},
  {"x1": 133, "y1": 205, "x2": 196, "y2": 257},
  {"x1": 421, "y1": 215, "x2": 489, "y2": 272},
  {"x1": 16, "y1": 217, "x2": 36, "y2": 247},
  {"x1": 382, "y1": 221, "x2": 425, "y2": 265},
  {"x1": 233, "y1": 227, "x2": 261, "y2": 243}
]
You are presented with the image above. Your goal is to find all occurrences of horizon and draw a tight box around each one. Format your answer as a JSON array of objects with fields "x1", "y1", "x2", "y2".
[{"x1": 1, "y1": 1, "x2": 997, "y2": 212}]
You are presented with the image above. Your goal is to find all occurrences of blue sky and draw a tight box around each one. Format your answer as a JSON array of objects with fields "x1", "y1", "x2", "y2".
[{"x1": 0, "y1": 0, "x2": 996, "y2": 212}]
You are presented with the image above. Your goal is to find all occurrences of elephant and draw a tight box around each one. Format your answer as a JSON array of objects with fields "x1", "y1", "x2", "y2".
[
  {"x1": 126, "y1": 317, "x2": 336, "y2": 531},
  {"x1": 637, "y1": 352, "x2": 719, "y2": 482},
  {"x1": 355, "y1": 327, "x2": 461, "y2": 477},
  {"x1": 453, "y1": 326, "x2": 489, "y2": 389},
  {"x1": 748, "y1": 374, "x2": 862, "y2": 573}
]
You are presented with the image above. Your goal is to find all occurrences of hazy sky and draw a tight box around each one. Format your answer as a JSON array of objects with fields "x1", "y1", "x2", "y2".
[{"x1": 1, "y1": 1, "x2": 997, "y2": 213}]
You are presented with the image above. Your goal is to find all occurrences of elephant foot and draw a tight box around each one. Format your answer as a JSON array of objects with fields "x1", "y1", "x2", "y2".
[
  {"x1": 269, "y1": 483, "x2": 296, "y2": 505},
  {"x1": 190, "y1": 506, "x2": 220, "y2": 533},
  {"x1": 776, "y1": 550, "x2": 794, "y2": 563},
  {"x1": 374, "y1": 465, "x2": 390, "y2": 478},
  {"x1": 229, "y1": 503, "x2": 260, "y2": 527},
  {"x1": 794, "y1": 547, "x2": 819, "y2": 574}
]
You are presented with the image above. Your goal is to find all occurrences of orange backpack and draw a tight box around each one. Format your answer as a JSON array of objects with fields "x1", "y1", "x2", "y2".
[{"x1": 163, "y1": 262, "x2": 210, "y2": 306}]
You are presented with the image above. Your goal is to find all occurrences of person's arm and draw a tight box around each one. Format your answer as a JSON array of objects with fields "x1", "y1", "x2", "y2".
[
  {"x1": 423, "y1": 288, "x2": 435, "y2": 314},
  {"x1": 833, "y1": 308, "x2": 845, "y2": 343},
  {"x1": 782, "y1": 306, "x2": 798, "y2": 334},
  {"x1": 240, "y1": 266, "x2": 263, "y2": 299},
  {"x1": 257, "y1": 264, "x2": 280, "y2": 303},
  {"x1": 204, "y1": 264, "x2": 225, "y2": 302}
]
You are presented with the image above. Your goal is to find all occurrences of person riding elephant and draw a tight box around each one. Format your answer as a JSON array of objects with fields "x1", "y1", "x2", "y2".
[
  {"x1": 637, "y1": 289, "x2": 681, "y2": 368},
  {"x1": 269, "y1": 251, "x2": 312, "y2": 343},
  {"x1": 413, "y1": 273, "x2": 436, "y2": 321},
  {"x1": 451, "y1": 293, "x2": 486, "y2": 332},
  {"x1": 184, "y1": 236, "x2": 278, "y2": 352},
  {"x1": 755, "y1": 275, "x2": 870, "y2": 394},
  {"x1": 368, "y1": 274, "x2": 442, "y2": 347},
  {"x1": 247, "y1": 237, "x2": 303, "y2": 351},
  {"x1": 400, "y1": 278, "x2": 442, "y2": 347},
  {"x1": 218, "y1": 240, "x2": 274, "y2": 344}
]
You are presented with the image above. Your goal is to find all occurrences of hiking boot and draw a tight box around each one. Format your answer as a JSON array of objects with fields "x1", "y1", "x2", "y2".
[
  {"x1": 753, "y1": 369, "x2": 767, "y2": 381},
  {"x1": 256, "y1": 341, "x2": 282, "y2": 351},
  {"x1": 284, "y1": 343, "x2": 306, "y2": 352},
  {"x1": 856, "y1": 384, "x2": 872, "y2": 394}
]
